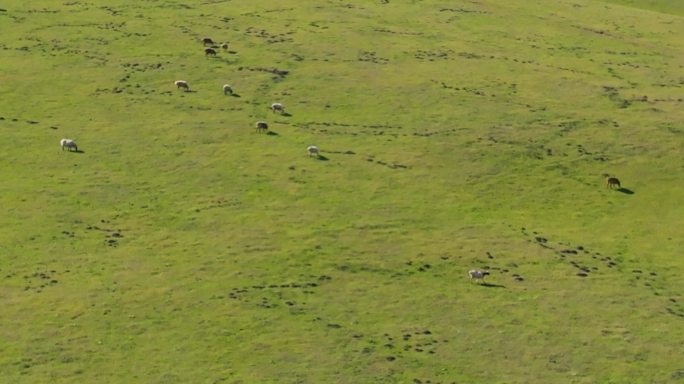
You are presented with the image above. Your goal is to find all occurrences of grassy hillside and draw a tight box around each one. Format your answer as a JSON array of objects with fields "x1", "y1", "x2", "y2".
[
  {"x1": 600, "y1": 0, "x2": 684, "y2": 16},
  {"x1": 1, "y1": 0, "x2": 683, "y2": 383}
]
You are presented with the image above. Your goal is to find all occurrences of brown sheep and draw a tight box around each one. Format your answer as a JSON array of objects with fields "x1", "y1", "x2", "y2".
[{"x1": 607, "y1": 177, "x2": 621, "y2": 189}]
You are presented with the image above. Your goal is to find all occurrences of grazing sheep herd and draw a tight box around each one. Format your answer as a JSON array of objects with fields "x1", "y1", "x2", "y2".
[
  {"x1": 169, "y1": 37, "x2": 318, "y2": 157},
  {"x1": 57, "y1": 35, "x2": 629, "y2": 287}
]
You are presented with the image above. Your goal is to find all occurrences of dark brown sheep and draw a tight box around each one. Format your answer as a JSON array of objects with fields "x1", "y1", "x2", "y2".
[{"x1": 607, "y1": 177, "x2": 621, "y2": 189}]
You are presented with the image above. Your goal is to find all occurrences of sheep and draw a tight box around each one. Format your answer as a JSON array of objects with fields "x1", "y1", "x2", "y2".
[
  {"x1": 204, "y1": 48, "x2": 217, "y2": 56},
  {"x1": 60, "y1": 138, "x2": 78, "y2": 152},
  {"x1": 221, "y1": 43, "x2": 229, "y2": 50},
  {"x1": 202, "y1": 37, "x2": 214, "y2": 46},
  {"x1": 607, "y1": 177, "x2": 621, "y2": 189},
  {"x1": 223, "y1": 84, "x2": 233, "y2": 95},
  {"x1": 468, "y1": 269, "x2": 490, "y2": 284},
  {"x1": 271, "y1": 102, "x2": 285, "y2": 114},
  {"x1": 307, "y1": 145, "x2": 320, "y2": 157},
  {"x1": 174, "y1": 80, "x2": 189, "y2": 91},
  {"x1": 255, "y1": 121, "x2": 268, "y2": 133}
]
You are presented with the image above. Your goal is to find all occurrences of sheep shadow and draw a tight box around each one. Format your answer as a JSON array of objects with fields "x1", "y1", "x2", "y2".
[
  {"x1": 281, "y1": 112, "x2": 292, "y2": 117},
  {"x1": 266, "y1": 131, "x2": 279, "y2": 136},
  {"x1": 229, "y1": 93, "x2": 241, "y2": 98},
  {"x1": 64, "y1": 149, "x2": 85, "y2": 154},
  {"x1": 315, "y1": 155, "x2": 329, "y2": 161},
  {"x1": 617, "y1": 187, "x2": 634, "y2": 195},
  {"x1": 479, "y1": 282, "x2": 505, "y2": 288}
]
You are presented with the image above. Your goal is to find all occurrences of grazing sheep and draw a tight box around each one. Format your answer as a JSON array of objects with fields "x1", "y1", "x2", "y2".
[
  {"x1": 221, "y1": 43, "x2": 229, "y2": 50},
  {"x1": 468, "y1": 269, "x2": 490, "y2": 284},
  {"x1": 307, "y1": 145, "x2": 320, "y2": 157},
  {"x1": 607, "y1": 177, "x2": 621, "y2": 189},
  {"x1": 60, "y1": 138, "x2": 78, "y2": 152},
  {"x1": 255, "y1": 121, "x2": 268, "y2": 133},
  {"x1": 205, "y1": 48, "x2": 217, "y2": 56},
  {"x1": 271, "y1": 102, "x2": 285, "y2": 114},
  {"x1": 202, "y1": 37, "x2": 214, "y2": 46},
  {"x1": 223, "y1": 84, "x2": 233, "y2": 95},
  {"x1": 174, "y1": 80, "x2": 189, "y2": 91}
]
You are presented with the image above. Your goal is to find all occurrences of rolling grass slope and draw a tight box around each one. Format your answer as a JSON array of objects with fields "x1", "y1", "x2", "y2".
[
  {"x1": 1, "y1": 0, "x2": 683, "y2": 383},
  {"x1": 600, "y1": 0, "x2": 684, "y2": 16}
]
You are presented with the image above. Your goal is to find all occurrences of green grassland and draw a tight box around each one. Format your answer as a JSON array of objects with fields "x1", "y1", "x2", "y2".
[{"x1": 1, "y1": 0, "x2": 683, "y2": 383}]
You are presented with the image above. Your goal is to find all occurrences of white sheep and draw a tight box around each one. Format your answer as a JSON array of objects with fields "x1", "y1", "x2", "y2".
[
  {"x1": 307, "y1": 145, "x2": 319, "y2": 157},
  {"x1": 271, "y1": 102, "x2": 285, "y2": 114},
  {"x1": 468, "y1": 269, "x2": 490, "y2": 284},
  {"x1": 223, "y1": 84, "x2": 233, "y2": 95},
  {"x1": 174, "y1": 80, "x2": 189, "y2": 91},
  {"x1": 60, "y1": 138, "x2": 78, "y2": 152},
  {"x1": 255, "y1": 121, "x2": 268, "y2": 133}
]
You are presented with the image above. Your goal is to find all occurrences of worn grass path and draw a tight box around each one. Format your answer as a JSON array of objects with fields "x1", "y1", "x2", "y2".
[{"x1": 1, "y1": 0, "x2": 683, "y2": 383}]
